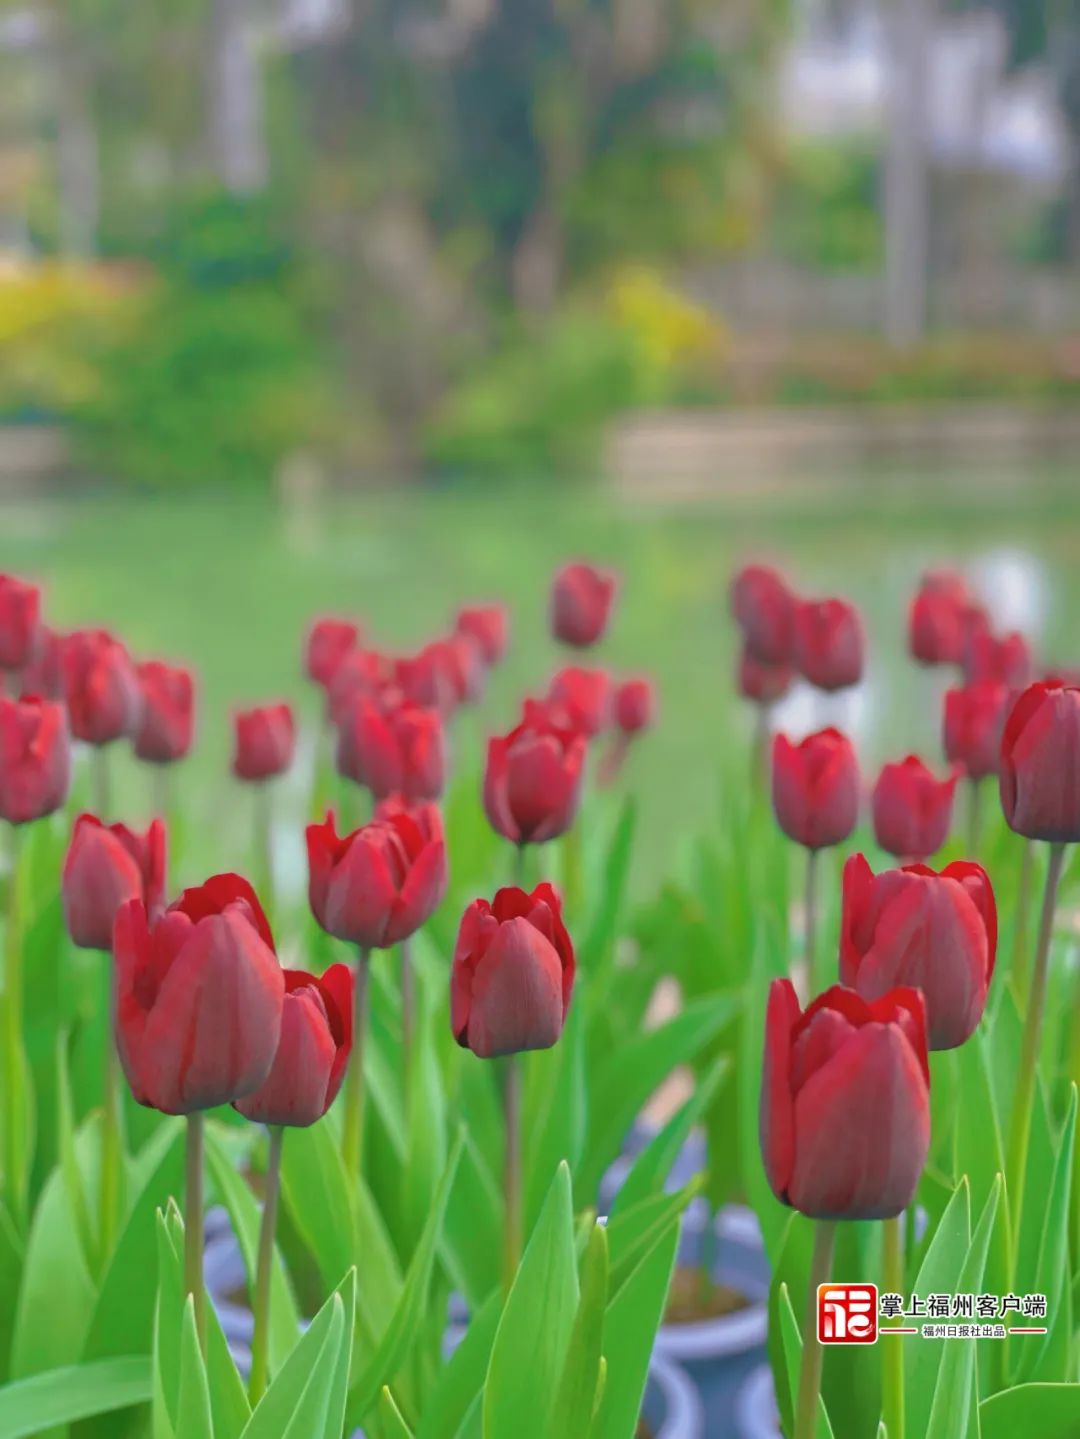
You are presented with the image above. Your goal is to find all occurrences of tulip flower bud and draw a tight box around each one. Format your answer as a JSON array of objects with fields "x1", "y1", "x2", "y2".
[
  {"x1": 730, "y1": 564, "x2": 796, "y2": 665},
  {"x1": 965, "y1": 628, "x2": 1032, "y2": 690},
  {"x1": 306, "y1": 807, "x2": 447, "y2": 949},
  {"x1": 840, "y1": 853, "x2": 996, "y2": 1051},
  {"x1": 737, "y1": 644, "x2": 793, "y2": 705},
  {"x1": 547, "y1": 666, "x2": 611, "y2": 737},
  {"x1": 61, "y1": 629, "x2": 141, "y2": 746},
  {"x1": 326, "y1": 648, "x2": 393, "y2": 728},
  {"x1": 305, "y1": 617, "x2": 360, "y2": 687},
  {"x1": 134, "y1": 661, "x2": 195, "y2": 764},
  {"x1": 613, "y1": 676, "x2": 656, "y2": 736},
  {"x1": 456, "y1": 604, "x2": 509, "y2": 666},
  {"x1": 19, "y1": 625, "x2": 64, "y2": 700},
  {"x1": 909, "y1": 579, "x2": 968, "y2": 667},
  {"x1": 760, "y1": 980, "x2": 930, "y2": 1220},
  {"x1": 0, "y1": 695, "x2": 71, "y2": 825},
  {"x1": 483, "y1": 702, "x2": 586, "y2": 845},
  {"x1": 872, "y1": 755, "x2": 958, "y2": 860},
  {"x1": 232, "y1": 703, "x2": 296, "y2": 782},
  {"x1": 234, "y1": 964, "x2": 353, "y2": 1128},
  {"x1": 943, "y1": 681, "x2": 1008, "y2": 781},
  {"x1": 113, "y1": 873, "x2": 284, "y2": 1115},
  {"x1": 550, "y1": 561, "x2": 618, "y2": 648},
  {"x1": 793, "y1": 598, "x2": 865, "y2": 692},
  {"x1": 451, "y1": 883, "x2": 575, "y2": 1059},
  {"x1": 396, "y1": 643, "x2": 459, "y2": 714},
  {"x1": 341, "y1": 696, "x2": 446, "y2": 801},
  {"x1": 771, "y1": 728, "x2": 859, "y2": 850},
  {"x1": 0, "y1": 575, "x2": 40, "y2": 672},
  {"x1": 63, "y1": 814, "x2": 166, "y2": 951},
  {"x1": 1000, "y1": 682, "x2": 1080, "y2": 841}
]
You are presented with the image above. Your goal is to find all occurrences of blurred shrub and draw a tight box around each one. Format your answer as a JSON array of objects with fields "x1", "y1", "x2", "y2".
[{"x1": 768, "y1": 141, "x2": 882, "y2": 271}]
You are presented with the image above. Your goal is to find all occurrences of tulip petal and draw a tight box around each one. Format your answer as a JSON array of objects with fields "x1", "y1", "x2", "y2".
[
  {"x1": 465, "y1": 917, "x2": 564, "y2": 1059},
  {"x1": 759, "y1": 978, "x2": 802, "y2": 1202}
]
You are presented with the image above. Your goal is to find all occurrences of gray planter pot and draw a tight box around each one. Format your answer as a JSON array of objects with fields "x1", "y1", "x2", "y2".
[
  {"x1": 734, "y1": 1363, "x2": 781, "y2": 1439},
  {"x1": 639, "y1": 1354, "x2": 706, "y2": 1439}
]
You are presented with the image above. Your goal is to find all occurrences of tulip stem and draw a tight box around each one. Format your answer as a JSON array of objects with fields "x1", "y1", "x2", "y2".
[
  {"x1": 513, "y1": 842, "x2": 527, "y2": 888},
  {"x1": 1006, "y1": 841, "x2": 1066, "y2": 1249},
  {"x1": 151, "y1": 764, "x2": 170, "y2": 823},
  {"x1": 966, "y1": 778, "x2": 983, "y2": 858},
  {"x1": 254, "y1": 782, "x2": 274, "y2": 917},
  {"x1": 184, "y1": 1112, "x2": 206, "y2": 1350},
  {"x1": 342, "y1": 947, "x2": 370, "y2": 1177},
  {"x1": 249, "y1": 1125, "x2": 284, "y2": 1405},
  {"x1": 2, "y1": 824, "x2": 24, "y2": 1227},
  {"x1": 795, "y1": 1219, "x2": 836, "y2": 1439},
  {"x1": 400, "y1": 937, "x2": 414, "y2": 1087},
  {"x1": 1012, "y1": 839, "x2": 1035, "y2": 998},
  {"x1": 804, "y1": 847, "x2": 819, "y2": 997},
  {"x1": 881, "y1": 1215, "x2": 905, "y2": 1439},
  {"x1": 502, "y1": 1054, "x2": 523, "y2": 1295},
  {"x1": 98, "y1": 1024, "x2": 123, "y2": 1270},
  {"x1": 91, "y1": 746, "x2": 110, "y2": 817},
  {"x1": 753, "y1": 703, "x2": 772, "y2": 789}
]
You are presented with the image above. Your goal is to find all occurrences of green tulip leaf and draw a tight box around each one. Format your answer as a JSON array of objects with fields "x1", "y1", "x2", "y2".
[
  {"x1": 175, "y1": 1297, "x2": 214, "y2": 1439},
  {"x1": 379, "y1": 1387, "x2": 417, "y2": 1439},
  {"x1": 777, "y1": 1281, "x2": 835, "y2": 1439},
  {"x1": 980, "y1": 1382, "x2": 1080, "y2": 1438},
  {"x1": 0, "y1": 1357, "x2": 152, "y2": 1439},
  {"x1": 550, "y1": 1222, "x2": 608, "y2": 1435},
  {"x1": 416, "y1": 1291, "x2": 501, "y2": 1439}
]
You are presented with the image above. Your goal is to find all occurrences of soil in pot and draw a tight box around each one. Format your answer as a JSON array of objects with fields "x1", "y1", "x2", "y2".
[{"x1": 664, "y1": 1266, "x2": 752, "y2": 1326}]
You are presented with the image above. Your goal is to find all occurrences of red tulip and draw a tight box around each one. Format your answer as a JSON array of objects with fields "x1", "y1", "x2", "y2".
[
  {"x1": 550, "y1": 562, "x2": 618, "y2": 648},
  {"x1": 760, "y1": 980, "x2": 930, "y2": 1220},
  {"x1": 793, "y1": 599, "x2": 864, "y2": 692},
  {"x1": 134, "y1": 661, "x2": 195, "y2": 764},
  {"x1": 840, "y1": 853, "x2": 996, "y2": 1050},
  {"x1": 113, "y1": 873, "x2": 284, "y2": 1115},
  {"x1": 451, "y1": 884, "x2": 575, "y2": 1059},
  {"x1": 909, "y1": 580, "x2": 968, "y2": 667},
  {"x1": 965, "y1": 628, "x2": 1032, "y2": 690},
  {"x1": 1000, "y1": 682, "x2": 1080, "y2": 841},
  {"x1": 61, "y1": 630, "x2": 141, "y2": 746},
  {"x1": 305, "y1": 618, "x2": 360, "y2": 687},
  {"x1": 326, "y1": 648, "x2": 394, "y2": 728},
  {"x1": 483, "y1": 701, "x2": 586, "y2": 845},
  {"x1": 63, "y1": 814, "x2": 166, "y2": 951},
  {"x1": 737, "y1": 645, "x2": 794, "y2": 705},
  {"x1": 340, "y1": 695, "x2": 446, "y2": 801},
  {"x1": 396, "y1": 644, "x2": 459, "y2": 714},
  {"x1": 307, "y1": 807, "x2": 447, "y2": 948},
  {"x1": 234, "y1": 964, "x2": 353, "y2": 1127},
  {"x1": 19, "y1": 625, "x2": 63, "y2": 700},
  {"x1": 771, "y1": 728, "x2": 859, "y2": 850},
  {"x1": 943, "y1": 681, "x2": 1008, "y2": 781},
  {"x1": 456, "y1": 604, "x2": 509, "y2": 666},
  {"x1": 232, "y1": 703, "x2": 295, "y2": 782},
  {"x1": 872, "y1": 756, "x2": 958, "y2": 860},
  {"x1": 730, "y1": 564, "x2": 796, "y2": 665},
  {"x1": 613, "y1": 677, "x2": 656, "y2": 736},
  {"x1": 442, "y1": 633, "x2": 487, "y2": 707},
  {"x1": 0, "y1": 695, "x2": 71, "y2": 824},
  {"x1": 0, "y1": 576, "x2": 40, "y2": 671},
  {"x1": 547, "y1": 666, "x2": 611, "y2": 737}
]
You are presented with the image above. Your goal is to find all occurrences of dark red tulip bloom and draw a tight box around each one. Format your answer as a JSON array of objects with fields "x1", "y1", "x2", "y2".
[
  {"x1": 340, "y1": 695, "x2": 446, "y2": 801},
  {"x1": 943, "y1": 681, "x2": 1008, "y2": 781},
  {"x1": 305, "y1": 617, "x2": 360, "y2": 687},
  {"x1": 456, "y1": 604, "x2": 509, "y2": 666},
  {"x1": 0, "y1": 695, "x2": 71, "y2": 825},
  {"x1": 113, "y1": 873, "x2": 284, "y2": 1115},
  {"x1": 0, "y1": 576, "x2": 40, "y2": 672},
  {"x1": 396, "y1": 644, "x2": 458, "y2": 714},
  {"x1": 793, "y1": 599, "x2": 865, "y2": 692},
  {"x1": 909, "y1": 580, "x2": 968, "y2": 667},
  {"x1": 19, "y1": 625, "x2": 64, "y2": 700},
  {"x1": 451, "y1": 883, "x2": 575, "y2": 1059},
  {"x1": 614, "y1": 677, "x2": 656, "y2": 736},
  {"x1": 134, "y1": 661, "x2": 195, "y2": 764},
  {"x1": 326, "y1": 648, "x2": 394, "y2": 728},
  {"x1": 547, "y1": 666, "x2": 611, "y2": 737},
  {"x1": 772, "y1": 728, "x2": 859, "y2": 850},
  {"x1": 872, "y1": 756, "x2": 958, "y2": 860},
  {"x1": 1000, "y1": 682, "x2": 1080, "y2": 841},
  {"x1": 483, "y1": 701, "x2": 587, "y2": 845},
  {"x1": 550, "y1": 562, "x2": 618, "y2": 649},
  {"x1": 234, "y1": 964, "x2": 353, "y2": 1127},
  {"x1": 965, "y1": 628, "x2": 1032, "y2": 690},
  {"x1": 307, "y1": 807, "x2": 447, "y2": 948},
  {"x1": 442, "y1": 633, "x2": 487, "y2": 707},
  {"x1": 737, "y1": 645, "x2": 794, "y2": 705},
  {"x1": 232, "y1": 703, "x2": 296, "y2": 782},
  {"x1": 840, "y1": 853, "x2": 996, "y2": 1051},
  {"x1": 760, "y1": 980, "x2": 930, "y2": 1220},
  {"x1": 61, "y1": 630, "x2": 141, "y2": 746},
  {"x1": 730, "y1": 564, "x2": 796, "y2": 665},
  {"x1": 63, "y1": 814, "x2": 166, "y2": 951}
]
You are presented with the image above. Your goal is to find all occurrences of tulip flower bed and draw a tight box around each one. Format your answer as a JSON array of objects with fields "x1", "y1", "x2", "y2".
[{"x1": 4, "y1": 518, "x2": 1080, "y2": 1439}]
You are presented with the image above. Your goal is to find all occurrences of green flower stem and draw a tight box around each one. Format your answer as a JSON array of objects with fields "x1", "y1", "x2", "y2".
[
  {"x1": 513, "y1": 842, "x2": 527, "y2": 888},
  {"x1": 254, "y1": 781, "x2": 274, "y2": 916},
  {"x1": 1012, "y1": 839, "x2": 1035, "y2": 999},
  {"x1": 91, "y1": 746, "x2": 110, "y2": 817},
  {"x1": 794, "y1": 1219, "x2": 836, "y2": 1439},
  {"x1": 1007, "y1": 841, "x2": 1066, "y2": 1248},
  {"x1": 151, "y1": 763, "x2": 170, "y2": 822},
  {"x1": 249, "y1": 1125, "x2": 284, "y2": 1405},
  {"x1": 400, "y1": 937, "x2": 414, "y2": 1089},
  {"x1": 2, "y1": 824, "x2": 23, "y2": 1226},
  {"x1": 98, "y1": 1021, "x2": 123, "y2": 1269},
  {"x1": 342, "y1": 946, "x2": 370, "y2": 1176},
  {"x1": 184, "y1": 1112, "x2": 206, "y2": 1349},
  {"x1": 966, "y1": 777, "x2": 983, "y2": 858},
  {"x1": 804, "y1": 847, "x2": 819, "y2": 996},
  {"x1": 502, "y1": 1053, "x2": 522, "y2": 1296},
  {"x1": 881, "y1": 1214, "x2": 905, "y2": 1439}
]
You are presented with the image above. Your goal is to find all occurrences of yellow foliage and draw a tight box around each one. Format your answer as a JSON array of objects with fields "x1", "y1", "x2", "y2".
[{"x1": 606, "y1": 264, "x2": 727, "y2": 375}]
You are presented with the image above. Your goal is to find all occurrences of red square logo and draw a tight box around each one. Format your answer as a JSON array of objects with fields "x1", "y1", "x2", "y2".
[{"x1": 817, "y1": 1284, "x2": 878, "y2": 1344}]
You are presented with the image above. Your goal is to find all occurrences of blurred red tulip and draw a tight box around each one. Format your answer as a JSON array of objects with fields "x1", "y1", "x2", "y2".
[
  {"x1": 234, "y1": 964, "x2": 353, "y2": 1127},
  {"x1": 550, "y1": 561, "x2": 618, "y2": 648},
  {"x1": 134, "y1": 661, "x2": 195, "y2": 764},
  {"x1": 841, "y1": 853, "x2": 996, "y2": 1050},
  {"x1": 305, "y1": 617, "x2": 360, "y2": 687},
  {"x1": 737, "y1": 644, "x2": 794, "y2": 705},
  {"x1": 1000, "y1": 682, "x2": 1080, "y2": 842},
  {"x1": 771, "y1": 728, "x2": 859, "y2": 850},
  {"x1": 19, "y1": 625, "x2": 64, "y2": 700},
  {"x1": 0, "y1": 576, "x2": 40, "y2": 671},
  {"x1": 547, "y1": 666, "x2": 611, "y2": 736},
  {"x1": 793, "y1": 598, "x2": 864, "y2": 691},
  {"x1": 965, "y1": 628, "x2": 1032, "y2": 690},
  {"x1": 483, "y1": 701, "x2": 586, "y2": 845},
  {"x1": 451, "y1": 883, "x2": 575, "y2": 1059},
  {"x1": 232, "y1": 703, "x2": 296, "y2": 781},
  {"x1": 943, "y1": 681, "x2": 1008, "y2": 781},
  {"x1": 113, "y1": 874, "x2": 284, "y2": 1115},
  {"x1": 307, "y1": 807, "x2": 447, "y2": 948},
  {"x1": 909, "y1": 577, "x2": 968, "y2": 666},
  {"x1": 63, "y1": 814, "x2": 166, "y2": 951},
  {"x1": 0, "y1": 695, "x2": 71, "y2": 824},
  {"x1": 872, "y1": 755, "x2": 958, "y2": 860},
  {"x1": 61, "y1": 629, "x2": 141, "y2": 745},
  {"x1": 760, "y1": 979, "x2": 930, "y2": 1220},
  {"x1": 730, "y1": 564, "x2": 796, "y2": 665},
  {"x1": 613, "y1": 676, "x2": 656, "y2": 735},
  {"x1": 340, "y1": 695, "x2": 446, "y2": 801},
  {"x1": 456, "y1": 604, "x2": 509, "y2": 665},
  {"x1": 326, "y1": 648, "x2": 394, "y2": 728}
]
